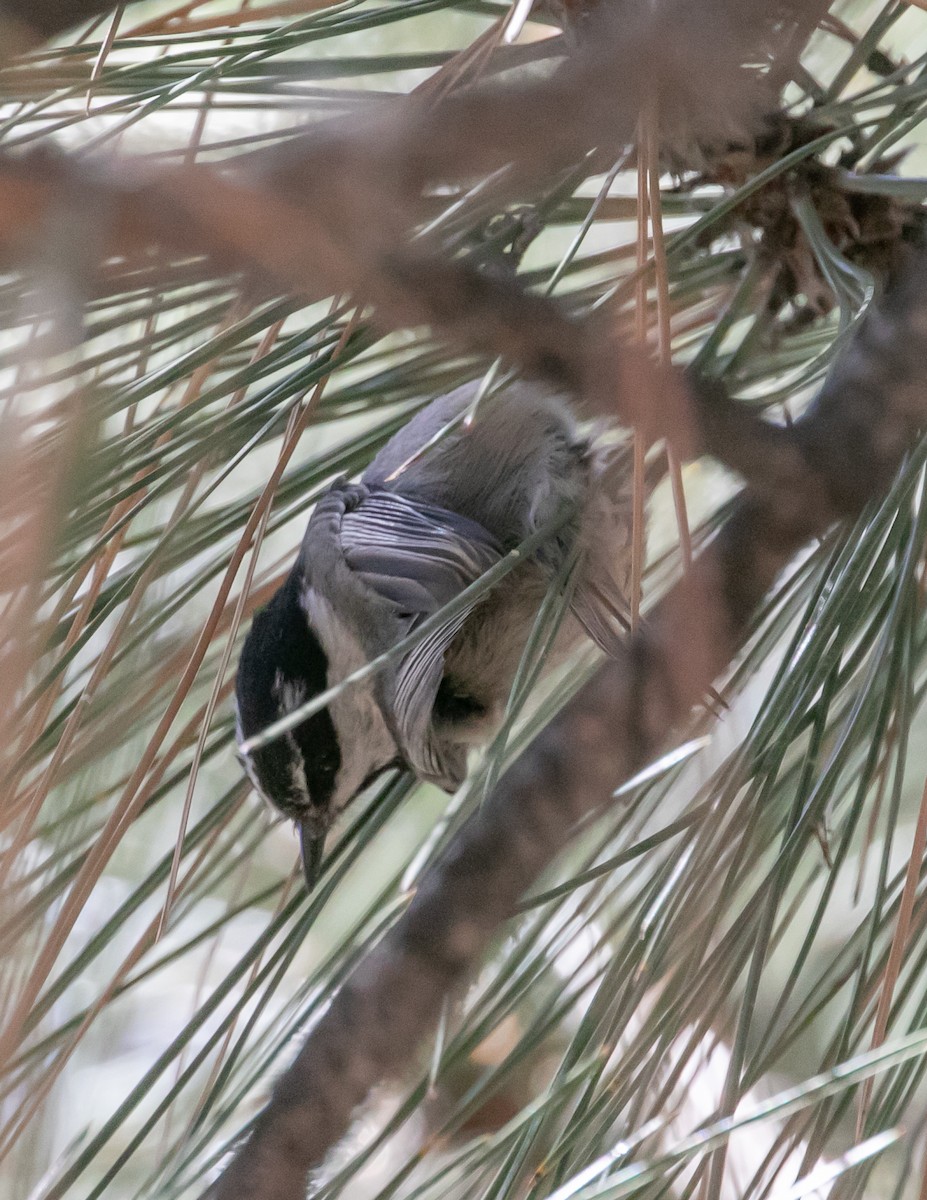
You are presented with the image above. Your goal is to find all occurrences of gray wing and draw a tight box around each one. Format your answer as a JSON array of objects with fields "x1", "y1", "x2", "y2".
[{"x1": 339, "y1": 489, "x2": 504, "y2": 790}]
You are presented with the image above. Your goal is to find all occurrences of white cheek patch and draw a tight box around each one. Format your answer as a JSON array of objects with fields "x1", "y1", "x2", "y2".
[
  {"x1": 272, "y1": 672, "x2": 312, "y2": 808},
  {"x1": 284, "y1": 733, "x2": 309, "y2": 805},
  {"x1": 276, "y1": 676, "x2": 307, "y2": 713},
  {"x1": 303, "y1": 587, "x2": 399, "y2": 807},
  {"x1": 235, "y1": 678, "x2": 317, "y2": 813}
]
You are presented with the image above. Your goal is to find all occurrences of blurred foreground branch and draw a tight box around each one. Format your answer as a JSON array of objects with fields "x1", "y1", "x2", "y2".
[
  {"x1": 0, "y1": 0, "x2": 131, "y2": 46},
  {"x1": 0, "y1": 1, "x2": 819, "y2": 448}
]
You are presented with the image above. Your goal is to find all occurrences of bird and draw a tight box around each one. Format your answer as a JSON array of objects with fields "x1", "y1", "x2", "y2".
[{"x1": 235, "y1": 379, "x2": 633, "y2": 890}]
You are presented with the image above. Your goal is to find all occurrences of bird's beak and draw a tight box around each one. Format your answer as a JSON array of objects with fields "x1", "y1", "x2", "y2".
[{"x1": 298, "y1": 819, "x2": 326, "y2": 892}]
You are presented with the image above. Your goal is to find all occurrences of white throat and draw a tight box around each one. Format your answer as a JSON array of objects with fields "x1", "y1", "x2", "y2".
[{"x1": 303, "y1": 587, "x2": 398, "y2": 808}]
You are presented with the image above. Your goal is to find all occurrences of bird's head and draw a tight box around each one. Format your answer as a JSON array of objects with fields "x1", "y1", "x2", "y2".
[{"x1": 235, "y1": 572, "x2": 398, "y2": 889}]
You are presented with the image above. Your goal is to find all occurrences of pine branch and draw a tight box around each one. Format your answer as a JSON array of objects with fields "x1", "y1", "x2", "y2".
[
  {"x1": 4, "y1": 3, "x2": 915, "y2": 1196},
  {"x1": 202, "y1": 247, "x2": 927, "y2": 1200}
]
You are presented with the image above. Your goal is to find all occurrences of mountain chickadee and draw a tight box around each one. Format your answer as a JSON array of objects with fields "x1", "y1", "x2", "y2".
[{"x1": 235, "y1": 380, "x2": 632, "y2": 888}]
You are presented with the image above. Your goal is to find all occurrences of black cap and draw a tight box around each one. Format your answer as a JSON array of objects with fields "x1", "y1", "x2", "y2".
[{"x1": 235, "y1": 570, "x2": 341, "y2": 832}]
